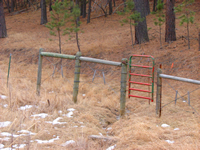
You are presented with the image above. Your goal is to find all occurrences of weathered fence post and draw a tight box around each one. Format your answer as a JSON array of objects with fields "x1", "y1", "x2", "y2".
[
  {"x1": 73, "y1": 52, "x2": 82, "y2": 103},
  {"x1": 37, "y1": 48, "x2": 43, "y2": 96},
  {"x1": 120, "y1": 58, "x2": 127, "y2": 117},
  {"x1": 156, "y1": 68, "x2": 162, "y2": 117},
  {"x1": 175, "y1": 90, "x2": 178, "y2": 105},
  {"x1": 188, "y1": 91, "x2": 190, "y2": 106},
  {"x1": 7, "y1": 53, "x2": 12, "y2": 88}
]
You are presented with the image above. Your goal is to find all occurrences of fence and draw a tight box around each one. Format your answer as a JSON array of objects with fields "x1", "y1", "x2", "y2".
[
  {"x1": 36, "y1": 48, "x2": 128, "y2": 117},
  {"x1": 156, "y1": 68, "x2": 200, "y2": 117}
]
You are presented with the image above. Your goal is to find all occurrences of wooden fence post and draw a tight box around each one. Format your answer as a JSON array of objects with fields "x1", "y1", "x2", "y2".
[
  {"x1": 73, "y1": 52, "x2": 82, "y2": 103},
  {"x1": 120, "y1": 58, "x2": 127, "y2": 117},
  {"x1": 36, "y1": 48, "x2": 43, "y2": 96},
  {"x1": 156, "y1": 68, "x2": 162, "y2": 117},
  {"x1": 7, "y1": 53, "x2": 12, "y2": 88}
]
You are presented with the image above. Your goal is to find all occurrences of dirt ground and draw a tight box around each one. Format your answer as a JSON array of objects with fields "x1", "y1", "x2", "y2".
[{"x1": 0, "y1": 1, "x2": 200, "y2": 150}]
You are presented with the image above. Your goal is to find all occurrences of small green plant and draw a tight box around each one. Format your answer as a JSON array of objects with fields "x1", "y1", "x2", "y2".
[
  {"x1": 117, "y1": 0, "x2": 143, "y2": 47},
  {"x1": 46, "y1": 0, "x2": 81, "y2": 77},
  {"x1": 175, "y1": 0, "x2": 195, "y2": 49},
  {"x1": 151, "y1": 0, "x2": 165, "y2": 48}
]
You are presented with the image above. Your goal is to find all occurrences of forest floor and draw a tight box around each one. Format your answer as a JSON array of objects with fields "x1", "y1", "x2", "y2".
[{"x1": 0, "y1": 1, "x2": 200, "y2": 150}]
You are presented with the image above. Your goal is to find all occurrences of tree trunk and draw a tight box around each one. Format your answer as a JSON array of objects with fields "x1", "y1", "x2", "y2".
[
  {"x1": 7, "y1": 0, "x2": 10, "y2": 12},
  {"x1": 0, "y1": 0, "x2": 7, "y2": 38},
  {"x1": 153, "y1": 0, "x2": 157, "y2": 12},
  {"x1": 87, "y1": 0, "x2": 91, "y2": 23},
  {"x1": 40, "y1": 0, "x2": 47, "y2": 24},
  {"x1": 49, "y1": 0, "x2": 52, "y2": 11},
  {"x1": 144, "y1": 0, "x2": 150, "y2": 16},
  {"x1": 109, "y1": 0, "x2": 112, "y2": 15},
  {"x1": 199, "y1": 32, "x2": 200, "y2": 51},
  {"x1": 11, "y1": 0, "x2": 14, "y2": 12},
  {"x1": 165, "y1": 0, "x2": 176, "y2": 42},
  {"x1": 134, "y1": 0, "x2": 149, "y2": 44},
  {"x1": 82, "y1": 0, "x2": 86, "y2": 18}
]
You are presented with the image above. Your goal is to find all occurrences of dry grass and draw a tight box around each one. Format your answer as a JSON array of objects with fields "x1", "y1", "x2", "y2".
[{"x1": 0, "y1": 1, "x2": 200, "y2": 149}]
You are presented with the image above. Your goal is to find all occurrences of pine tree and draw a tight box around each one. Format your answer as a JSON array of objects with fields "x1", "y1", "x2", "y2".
[
  {"x1": 117, "y1": 0, "x2": 143, "y2": 47},
  {"x1": 152, "y1": 0, "x2": 165, "y2": 48},
  {"x1": 175, "y1": 0, "x2": 195, "y2": 49}
]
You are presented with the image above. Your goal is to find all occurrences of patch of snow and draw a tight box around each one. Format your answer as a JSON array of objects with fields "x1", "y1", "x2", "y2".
[
  {"x1": 0, "y1": 144, "x2": 4, "y2": 148},
  {"x1": 156, "y1": 125, "x2": 159, "y2": 127},
  {"x1": 99, "y1": 133, "x2": 102, "y2": 136},
  {"x1": 46, "y1": 117, "x2": 67, "y2": 125},
  {"x1": 0, "y1": 137, "x2": 10, "y2": 141},
  {"x1": 0, "y1": 95, "x2": 7, "y2": 99},
  {"x1": 31, "y1": 113, "x2": 48, "y2": 118},
  {"x1": 13, "y1": 144, "x2": 26, "y2": 149},
  {"x1": 49, "y1": 91, "x2": 54, "y2": 93},
  {"x1": 174, "y1": 128, "x2": 179, "y2": 131},
  {"x1": 161, "y1": 124, "x2": 170, "y2": 128},
  {"x1": 58, "y1": 110, "x2": 62, "y2": 113},
  {"x1": 79, "y1": 122, "x2": 83, "y2": 124},
  {"x1": 82, "y1": 94, "x2": 86, "y2": 97},
  {"x1": 67, "y1": 108, "x2": 75, "y2": 112},
  {"x1": 17, "y1": 130, "x2": 36, "y2": 135},
  {"x1": 107, "y1": 127, "x2": 112, "y2": 130},
  {"x1": 0, "y1": 121, "x2": 11, "y2": 128},
  {"x1": 165, "y1": 140, "x2": 174, "y2": 144},
  {"x1": 3, "y1": 104, "x2": 8, "y2": 108},
  {"x1": 74, "y1": 126, "x2": 78, "y2": 128},
  {"x1": 106, "y1": 144, "x2": 116, "y2": 150},
  {"x1": 63, "y1": 111, "x2": 73, "y2": 118},
  {"x1": 19, "y1": 105, "x2": 33, "y2": 110},
  {"x1": 0, "y1": 132, "x2": 19, "y2": 137},
  {"x1": 81, "y1": 125, "x2": 85, "y2": 128},
  {"x1": 61, "y1": 140, "x2": 75, "y2": 146},
  {"x1": 35, "y1": 136, "x2": 59, "y2": 144},
  {"x1": 183, "y1": 100, "x2": 186, "y2": 102}
]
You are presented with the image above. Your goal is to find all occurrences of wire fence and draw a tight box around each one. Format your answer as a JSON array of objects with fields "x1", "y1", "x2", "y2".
[{"x1": 159, "y1": 77, "x2": 200, "y2": 116}]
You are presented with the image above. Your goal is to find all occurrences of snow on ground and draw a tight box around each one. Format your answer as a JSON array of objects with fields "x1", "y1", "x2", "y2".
[
  {"x1": 13, "y1": 144, "x2": 26, "y2": 149},
  {"x1": 0, "y1": 95, "x2": 7, "y2": 99},
  {"x1": 161, "y1": 124, "x2": 170, "y2": 127},
  {"x1": 174, "y1": 128, "x2": 179, "y2": 131},
  {"x1": 0, "y1": 144, "x2": 4, "y2": 148},
  {"x1": 19, "y1": 105, "x2": 33, "y2": 110},
  {"x1": 46, "y1": 117, "x2": 67, "y2": 125},
  {"x1": 35, "y1": 136, "x2": 59, "y2": 144},
  {"x1": 62, "y1": 108, "x2": 75, "y2": 118},
  {"x1": 165, "y1": 140, "x2": 174, "y2": 144},
  {"x1": 31, "y1": 113, "x2": 48, "y2": 118},
  {"x1": 0, "y1": 121, "x2": 11, "y2": 128},
  {"x1": 61, "y1": 140, "x2": 75, "y2": 146},
  {"x1": 106, "y1": 144, "x2": 116, "y2": 150}
]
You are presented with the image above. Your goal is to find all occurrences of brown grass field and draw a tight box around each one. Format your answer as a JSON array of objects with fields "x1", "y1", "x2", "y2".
[{"x1": 0, "y1": 1, "x2": 200, "y2": 149}]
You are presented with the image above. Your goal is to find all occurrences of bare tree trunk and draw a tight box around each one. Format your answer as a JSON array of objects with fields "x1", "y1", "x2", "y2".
[
  {"x1": 165, "y1": 0, "x2": 176, "y2": 42},
  {"x1": 87, "y1": 0, "x2": 91, "y2": 23},
  {"x1": 153, "y1": 0, "x2": 157, "y2": 12},
  {"x1": 11, "y1": 0, "x2": 14, "y2": 12},
  {"x1": 40, "y1": 0, "x2": 47, "y2": 24},
  {"x1": 130, "y1": 19, "x2": 134, "y2": 47},
  {"x1": 108, "y1": 0, "x2": 112, "y2": 15},
  {"x1": 199, "y1": 32, "x2": 200, "y2": 51},
  {"x1": 134, "y1": 0, "x2": 149, "y2": 44},
  {"x1": 7, "y1": 0, "x2": 10, "y2": 12},
  {"x1": 82, "y1": 0, "x2": 86, "y2": 18},
  {"x1": 49, "y1": 0, "x2": 52, "y2": 11},
  {"x1": 113, "y1": 0, "x2": 115, "y2": 7},
  {"x1": 187, "y1": 20, "x2": 190, "y2": 49},
  {"x1": 0, "y1": 0, "x2": 7, "y2": 38}
]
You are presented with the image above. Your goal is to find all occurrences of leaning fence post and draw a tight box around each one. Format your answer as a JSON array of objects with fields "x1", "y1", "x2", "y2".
[
  {"x1": 73, "y1": 52, "x2": 82, "y2": 103},
  {"x1": 188, "y1": 91, "x2": 190, "y2": 106},
  {"x1": 37, "y1": 48, "x2": 43, "y2": 96},
  {"x1": 7, "y1": 53, "x2": 12, "y2": 88},
  {"x1": 156, "y1": 68, "x2": 162, "y2": 117},
  {"x1": 120, "y1": 58, "x2": 127, "y2": 117}
]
